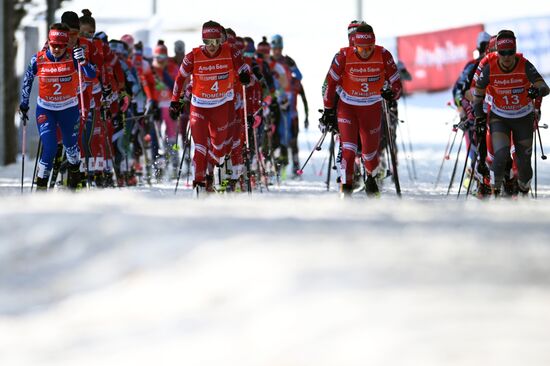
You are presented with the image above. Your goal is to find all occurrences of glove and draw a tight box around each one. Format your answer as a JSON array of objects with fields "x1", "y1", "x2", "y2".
[
  {"x1": 304, "y1": 116, "x2": 309, "y2": 130},
  {"x1": 461, "y1": 99, "x2": 475, "y2": 122},
  {"x1": 102, "y1": 85, "x2": 112, "y2": 100},
  {"x1": 528, "y1": 86, "x2": 540, "y2": 99},
  {"x1": 381, "y1": 87, "x2": 394, "y2": 101},
  {"x1": 120, "y1": 95, "x2": 130, "y2": 113},
  {"x1": 320, "y1": 108, "x2": 337, "y2": 133},
  {"x1": 239, "y1": 71, "x2": 251, "y2": 86},
  {"x1": 475, "y1": 116, "x2": 486, "y2": 140},
  {"x1": 19, "y1": 103, "x2": 29, "y2": 120},
  {"x1": 169, "y1": 101, "x2": 181, "y2": 120},
  {"x1": 73, "y1": 47, "x2": 86, "y2": 65}
]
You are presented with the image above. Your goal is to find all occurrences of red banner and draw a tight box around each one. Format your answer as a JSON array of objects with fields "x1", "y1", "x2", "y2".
[{"x1": 397, "y1": 24, "x2": 484, "y2": 93}]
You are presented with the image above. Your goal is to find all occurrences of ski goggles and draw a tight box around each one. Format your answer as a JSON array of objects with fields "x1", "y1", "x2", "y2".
[
  {"x1": 356, "y1": 45, "x2": 375, "y2": 54},
  {"x1": 49, "y1": 42, "x2": 67, "y2": 49},
  {"x1": 498, "y1": 49, "x2": 516, "y2": 56},
  {"x1": 203, "y1": 38, "x2": 221, "y2": 46}
]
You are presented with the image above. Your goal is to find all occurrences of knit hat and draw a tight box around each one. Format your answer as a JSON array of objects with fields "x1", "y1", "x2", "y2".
[
  {"x1": 154, "y1": 40, "x2": 168, "y2": 59},
  {"x1": 61, "y1": 11, "x2": 80, "y2": 30},
  {"x1": 257, "y1": 36, "x2": 270, "y2": 55},
  {"x1": 354, "y1": 24, "x2": 375, "y2": 47},
  {"x1": 174, "y1": 40, "x2": 185, "y2": 54},
  {"x1": 271, "y1": 34, "x2": 283, "y2": 49}
]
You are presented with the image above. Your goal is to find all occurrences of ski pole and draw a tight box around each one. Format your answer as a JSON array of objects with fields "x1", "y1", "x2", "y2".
[
  {"x1": 31, "y1": 139, "x2": 42, "y2": 192},
  {"x1": 242, "y1": 85, "x2": 252, "y2": 194},
  {"x1": 536, "y1": 124, "x2": 547, "y2": 160},
  {"x1": 446, "y1": 129, "x2": 465, "y2": 195},
  {"x1": 77, "y1": 63, "x2": 92, "y2": 190},
  {"x1": 435, "y1": 127, "x2": 457, "y2": 188},
  {"x1": 326, "y1": 132, "x2": 335, "y2": 191},
  {"x1": 20, "y1": 113, "x2": 28, "y2": 194},
  {"x1": 465, "y1": 141, "x2": 481, "y2": 199},
  {"x1": 401, "y1": 95, "x2": 417, "y2": 180},
  {"x1": 174, "y1": 121, "x2": 191, "y2": 194},
  {"x1": 534, "y1": 128, "x2": 538, "y2": 199},
  {"x1": 456, "y1": 136, "x2": 473, "y2": 198},
  {"x1": 296, "y1": 128, "x2": 328, "y2": 176},
  {"x1": 396, "y1": 119, "x2": 413, "y2": 182},
  {"x1": 382, "y1": 98, "x2": 401, "y2": 197}
]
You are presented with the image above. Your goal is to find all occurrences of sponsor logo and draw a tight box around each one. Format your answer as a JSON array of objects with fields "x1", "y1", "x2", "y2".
[
  {"x1": 37, "y1": 114, "x2": 47, "y2": 124},
  {"x1": 370, "y1": 125, "x2": 381, "y2": 134},
  {"x1": 338, "y1": 117, "x2": 352, "y2": 124},
  {"x1": 350, "y1": 67, "x2": 381, "y2": 74},
  {"x1": 356, "y1": 33, "x2": 373, "y2": 40},
  {"x1": 414, "y1": 41, "x2": 468, "y2": 68},
  {"x1": 190, "y1": 111, "x2": 204, "y2": 119},
  {"x1": 512, "y1": 87, "x2": 525, "y2": 94},
  {"x1": 368, "y1": 76, "x2": 381, "y2": 82},
  {"x1": 41, "y1": 65, "x2": 71, "y2": 73},
  {"x1": 494, "y1": 78, "x2": 524, "y2": 86},
  {"x1": 198, "y1": 64, "x2": 229, "y2": 72}
]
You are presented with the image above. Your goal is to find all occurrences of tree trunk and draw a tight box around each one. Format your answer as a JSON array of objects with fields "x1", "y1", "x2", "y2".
[{"x1": 2, "y1": 0, "x2": 26, "y2": 165}]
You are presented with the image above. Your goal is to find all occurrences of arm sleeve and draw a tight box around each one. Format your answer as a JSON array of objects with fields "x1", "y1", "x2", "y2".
[
  {"x1": 299, "y1": 82, "x2": 308, "y2": 115},
  {"x1": 285, "y1": 56, "x2": 302, "y2": 81},
  {"x1": 232, "y1": 48, "x2": 250, "y2": 76},
  {"x1": 472, "y1": 63, "x2": 490, "y2": 117},
  {"x1": 525, "y1": 60, "x2": 550, "y2": 97},
  {"x1": 74, "y1": 58, "x2": 97, "y2": 79},
  {"x1": 172, "y1": 51, "x2": 194, "y2": 102},
  {"x1": 382, "y1": 48, "x2": 402, "y2": 100},
  {"x1": 20, "y1": 55, "x2": 38, "y2": 107},
  {"x1": 323, "y1": 50, "x2": 345, "y2": 109}
]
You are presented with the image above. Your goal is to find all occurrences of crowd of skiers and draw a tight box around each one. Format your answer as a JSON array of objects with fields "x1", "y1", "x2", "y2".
[
  {"x1": 450, "y1": 29, "x2": 549, "y2": 198},
  {"x1": 18, "y1": 9, "x2": 549, "y2": 199},
  {"x1": 20, "y1": 10, "x2": 308, "y2": 193}
]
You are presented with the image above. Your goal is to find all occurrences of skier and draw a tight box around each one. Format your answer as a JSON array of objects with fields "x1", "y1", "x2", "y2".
[
  {"x1": 472, "y1": 30, "x2": 549, "y2": 196},
  {"x1": 269, "y1": 34, "x2": 303, "y2": 178},
  {"x1": 169, "y1": 20, "x2": 251, "y2": 192},
  {"x1": 452, "y1": 31, "x2": 492, "y2": 196},
  {"x1": 288, "y1": 75, "x2": 309, "y2": 177},
  {"x1": 152, "y1": 40, "x2": 181, "y2": 178},
  {"x1": 19, "y1": 23, "x2": 96, "y2": 190},
  {"x1": 322, "y1": 23, "x2": 402, "y2": 197}
]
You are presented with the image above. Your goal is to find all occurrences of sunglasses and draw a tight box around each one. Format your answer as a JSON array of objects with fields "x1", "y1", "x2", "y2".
[
  {"x1": 203, "y1": 39, "x2": 221, "y2": 46},
  {"x1": 498, "y1": 49, "x2": 515, "y2": 56}
]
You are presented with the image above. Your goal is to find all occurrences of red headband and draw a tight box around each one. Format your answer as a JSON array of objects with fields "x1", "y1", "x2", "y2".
[
  {"x1": 202, "y1": 27, "x2": 222, "y2": 40},
  {"x1": 354, "y1": 31, "x2": 375, "y2": 47},
  {"x1": 497, "y1": 38, "x2": 516, "y2": 51},
  {"x1": 48, "y1": 29, "x2": 69, "y2": 45}
]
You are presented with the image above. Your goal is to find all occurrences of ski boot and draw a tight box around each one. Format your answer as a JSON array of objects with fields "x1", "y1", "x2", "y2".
[
  {"x1": 35, "y1": 177, "x2": 48, "y2": 192},
  {"x1": 365, "y1": 174, "x2": 380, "y2": 197},
  {"x1": 67, "y1": 163, "x2": 83, "y2": 191},
  {"x1": 340, "y1": 183, "x2": 353, "y2": 198}
]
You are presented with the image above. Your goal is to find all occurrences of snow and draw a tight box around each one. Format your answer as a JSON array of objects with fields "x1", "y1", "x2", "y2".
[
  {"x1": 4, "y1": 2, "x2": 550, "y2": 364},
  {"x1": 2, "y1": 89, "x2": 550, "y2": 365}
]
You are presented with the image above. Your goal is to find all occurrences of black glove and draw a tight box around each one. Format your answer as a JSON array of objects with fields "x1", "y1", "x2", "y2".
[
  {"x1": 239, "y1": 71, "x2": 251, "y2": 86},
  {"x1": 102, "y1": 85, "x2": 112, "y2": 100},
  {"x1": 169, "y1": 101, "x2": 181, "y2": 120},
  {"x1": 475, "y1": 116, "x2": 486, "y2": 140},
  {"x1": 528, "y1": 86, "x2": 540, "y2": 100},
  {"x1": 381, "y1": 87, "x2": 394, "y2": 101},
  {"x1": 19, "y1": 104, "x2": 29, "y2": 121},
  {"x1": 320, "y1": 108, "x2": 337, "y2": 132}
]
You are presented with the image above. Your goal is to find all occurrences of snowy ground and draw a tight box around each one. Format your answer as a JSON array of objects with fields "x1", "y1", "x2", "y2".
[{"x1": 2, "y1": 90, "x2": 550, "y2": 365}]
